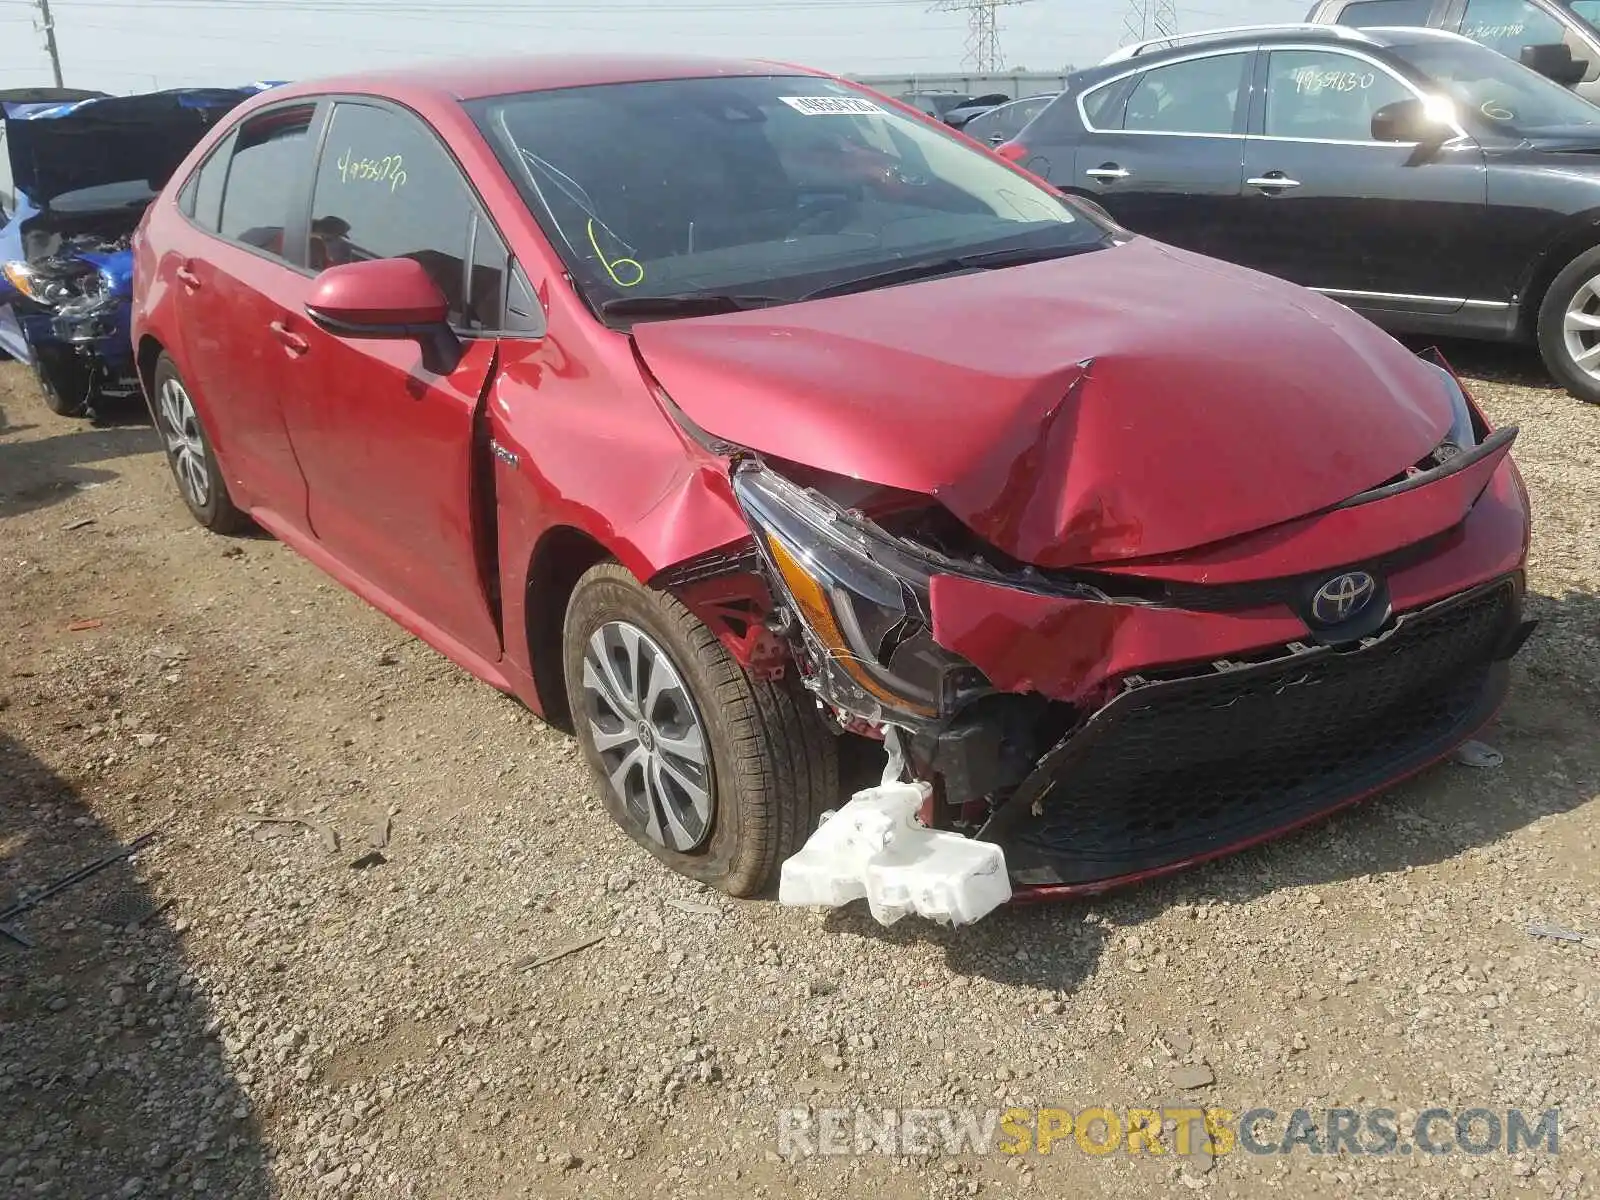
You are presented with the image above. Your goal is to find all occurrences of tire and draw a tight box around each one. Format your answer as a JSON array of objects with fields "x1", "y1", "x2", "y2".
[
  {"x1": 151, "y1": 353, "x2": 249, "y2": 534},
  {"x1": 34, "y1": 346, "x2": 93, "y2": 417},
  {"x1": 1536, "y1": 244, "x2": 1600, "y2": 404},
  {"x1": 563, "y1": 561, "x2": 839, "y2": 897}
]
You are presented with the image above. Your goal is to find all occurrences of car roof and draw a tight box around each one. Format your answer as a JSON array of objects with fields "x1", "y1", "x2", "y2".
[
  {"x1": 1095, "y1": 21, "x2": 1477, "y2": 68},
  {"x1": 257, "y1": 54, "x2": 826, "y2": 106}
]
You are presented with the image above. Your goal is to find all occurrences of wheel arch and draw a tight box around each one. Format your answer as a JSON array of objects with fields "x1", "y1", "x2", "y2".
[
  {"x1": 135, "y1": 333, "x2": 166, "y2": 416},
  {"x1": 523, "y1": 525, "x2": 613, "y2": 732},
  {"x1": 1518, "y1": 213, "x2": 1600, "y2": 337}
]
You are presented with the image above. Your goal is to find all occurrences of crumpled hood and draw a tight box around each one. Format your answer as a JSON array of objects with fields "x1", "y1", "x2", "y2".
[
  {"x1": 631, "y1": 238, "x2": 1452, "y2": 567},
  {"x1": 3, "y1": 87, "x2": 267, "y2": 204}
]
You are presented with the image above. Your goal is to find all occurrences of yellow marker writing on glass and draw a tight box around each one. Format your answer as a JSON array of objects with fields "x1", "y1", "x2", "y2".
[{"x1": 586, "y1": 218, "x2": 643, "y2": 288}]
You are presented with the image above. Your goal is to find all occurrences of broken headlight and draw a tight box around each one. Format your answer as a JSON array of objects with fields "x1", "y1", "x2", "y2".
[
  {"x1": 2, "y1": 259, "x2": 106, "y2": 309},
  {"x1": 1422, "y1": 356, "x2": 1481, "y2": 463},
  {"x1": 732, "y1": 460, "x2": 979, "y2": 725}
]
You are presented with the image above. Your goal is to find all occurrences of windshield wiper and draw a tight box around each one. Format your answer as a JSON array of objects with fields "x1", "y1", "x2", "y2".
[
  {"x1": 600, "y1": 292, "x2": 786, "y2": 320},
  {"x1": 801, "y1": 240, "x2": 1101, "y2": 302}
]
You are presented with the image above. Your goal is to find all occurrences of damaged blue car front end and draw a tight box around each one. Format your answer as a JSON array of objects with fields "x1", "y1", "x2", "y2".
[{"x1": 0, "y1": 84, "x2": 282, "y2": 415}]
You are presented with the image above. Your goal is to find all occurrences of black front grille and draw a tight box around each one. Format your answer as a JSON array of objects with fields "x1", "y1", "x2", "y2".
[{"x1": 988, "y1": 579, "x2": 1519, "y2": 887}]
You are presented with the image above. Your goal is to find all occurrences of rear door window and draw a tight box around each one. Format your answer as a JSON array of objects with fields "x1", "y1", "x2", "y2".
[
  {"x1": 309, "y1": 101, "x2": 480, "y2": 327},
  {"x1": 1122, "y1": 53, "x2": 1251, "y2": 134},
  {"x1": 218, "y1": 105, "x2": 316, "y2": 262}
]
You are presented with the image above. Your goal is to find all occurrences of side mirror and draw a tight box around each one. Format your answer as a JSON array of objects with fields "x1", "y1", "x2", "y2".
[
  {"x1": 1370, "y1": 97, "x2": 1450, "y2": 144},
  {"x1": 305, "y1": 257, "x2": 461, "y2": 373},
  {"x1": 1520, "y1": 42, "x2": 1588, "y2": 86}
]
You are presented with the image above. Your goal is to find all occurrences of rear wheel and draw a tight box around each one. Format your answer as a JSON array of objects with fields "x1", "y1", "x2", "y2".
[
  {"x1": 1536, "y1": 245, "x2": 1600, "y2": 404},
  {"x1": 562, "y1": 562, "x2": 839, "y2": 897},
  {"x1": 34, "y1": 346, "x2": 93, "y2": 417},
  {"x1": 152, "y1": 353, "x2": 248, "y2": 533}
]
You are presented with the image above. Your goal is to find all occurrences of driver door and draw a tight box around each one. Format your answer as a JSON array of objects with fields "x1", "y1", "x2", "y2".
[{"x1": 1226, "y1": 46, "x2": 1489, "y2": 311}]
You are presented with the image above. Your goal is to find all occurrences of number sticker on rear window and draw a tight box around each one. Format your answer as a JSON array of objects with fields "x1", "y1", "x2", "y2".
[{"x1": 779, "y1": 96, "x2": 884, "y2": 116}]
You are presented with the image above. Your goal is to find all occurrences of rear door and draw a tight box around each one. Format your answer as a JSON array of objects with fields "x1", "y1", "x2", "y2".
[
  {"x1": 273, "y1": 98, "x2": 506, "y2": 663},
  {"x1": 170, "y1": 103, "x2": 320, "y2": 531},
  {"x1": 1229, "y1": 44, "x2": 1489, "y2": 309},
  {"x1": 1065, "y1": 49, "x2": 1252, "y2": 256}
]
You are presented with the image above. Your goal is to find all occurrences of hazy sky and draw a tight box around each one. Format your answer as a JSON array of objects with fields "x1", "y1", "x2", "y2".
[{"x1": 0, "y1": 0, "x2": 1308, "y2": 93}]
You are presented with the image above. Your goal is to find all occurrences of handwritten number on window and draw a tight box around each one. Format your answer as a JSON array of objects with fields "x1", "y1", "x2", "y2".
[
  {"x1": 336, "y1": 146, "x2": 408, "y2": 194},
  {"x1": 1291, "y1": 66, "x2": 1377, "y2": 94}
]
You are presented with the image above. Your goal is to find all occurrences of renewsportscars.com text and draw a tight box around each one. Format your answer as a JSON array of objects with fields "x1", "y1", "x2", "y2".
[{"x1": 775, "y1": 1105, "x2": 1561, "y2": 1159}]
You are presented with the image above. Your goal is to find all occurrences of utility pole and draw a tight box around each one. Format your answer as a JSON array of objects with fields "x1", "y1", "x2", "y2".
[
  {"x1": 36, "y1": 0, "x2": 65, "y2": 88},
  {"x1": 1122, "y1": 0, "x2": 1178, "y2": 44},
  {"x1": 930, "y1": 0, "x2": 1036, "y2": 73}
]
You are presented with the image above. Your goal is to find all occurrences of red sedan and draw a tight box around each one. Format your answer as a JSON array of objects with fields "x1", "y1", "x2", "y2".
[{"x1": 129, "y1": 55, "x2": 1535, "y2": 903}]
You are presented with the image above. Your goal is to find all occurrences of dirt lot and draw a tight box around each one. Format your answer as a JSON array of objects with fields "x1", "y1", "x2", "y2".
[{"x1": 1, "y1": 345, "x2": 1597, "y2": 1200}]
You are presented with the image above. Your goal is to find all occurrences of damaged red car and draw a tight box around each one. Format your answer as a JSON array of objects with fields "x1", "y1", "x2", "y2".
[{"x1": 130, "y1": 56, "x2": 1535, "y2": 904}]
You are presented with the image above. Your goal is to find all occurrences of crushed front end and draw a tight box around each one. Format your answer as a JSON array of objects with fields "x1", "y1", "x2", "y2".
[
  {"x1": 2, "y1": 242, "x2": 137, "y2": 408},
  {"x1": 714, "y1": 356, "x2": 1535, "y2": 907}
]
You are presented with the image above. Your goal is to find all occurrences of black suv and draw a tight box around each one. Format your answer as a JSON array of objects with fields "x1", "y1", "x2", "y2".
[{"x1": 1002, "y1": 23, "x2": 1600, "y2": 402}]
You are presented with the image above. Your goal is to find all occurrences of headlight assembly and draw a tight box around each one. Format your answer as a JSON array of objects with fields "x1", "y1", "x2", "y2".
[
  {"x1": 2, "y1": 260, "x2": 103, "y2": 308},
  {"x1": 732, "y1": 460, "x2": 978, "y2": 725},
  {"x1": 1421, "y1": 354, "x2": 1482, "y2": 462}
]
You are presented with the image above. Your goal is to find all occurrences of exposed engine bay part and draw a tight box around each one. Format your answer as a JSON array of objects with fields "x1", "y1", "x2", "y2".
[
  {"x1": 18, "y1": 228, "x2": 134, "y2": 265},
  {"x1": 777, "y1": 778, "x2": 1012, "y2": 926}
]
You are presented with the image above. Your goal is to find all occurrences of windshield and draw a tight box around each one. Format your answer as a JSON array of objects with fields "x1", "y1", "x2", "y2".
[
  {"x1": 1391, "y1": 37, "x2": 1600, "y2": 132},
  {"x1": 468, "y1": 74, "x2": 1107, "y2": 317}
]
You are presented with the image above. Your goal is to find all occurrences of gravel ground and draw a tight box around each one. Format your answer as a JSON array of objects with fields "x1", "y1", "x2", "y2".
[{"x1": 1, "y1": 344, "x2": 1597, "y2": 1200}]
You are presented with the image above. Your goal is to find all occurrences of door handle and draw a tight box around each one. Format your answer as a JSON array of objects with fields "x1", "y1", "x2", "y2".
[
  {"x1": 1247, "y1": 174, "x2": 1302, "y2": 192},
  {"x1": 1085, "y1": 165, "x2": 1130, "y2": 181},
  {"x1": 175, "y1": 266, "x2": 200, "y2": 288},
  {"x1": 269, "y1": 320, "x2": 309, "y2": 356}
]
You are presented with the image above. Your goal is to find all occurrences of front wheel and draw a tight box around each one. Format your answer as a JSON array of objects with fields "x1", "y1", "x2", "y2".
[
  {"x1": 1536, "y1": 245, "x2": 1600, "y2": 404},
  {"x1": 34, "y1": 346, "x2": 93, "y2": 417},
  {"x1": 151, "y1": 353, "x2": 248, "y2": 533},
  {"x1": 562, "y1": 562, "x2": 839, "y2": 897}
]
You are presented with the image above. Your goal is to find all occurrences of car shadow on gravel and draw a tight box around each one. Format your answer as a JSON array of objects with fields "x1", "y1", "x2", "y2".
[
  {"x1": 0, "y1": 397, "x2": 159, "y2": 521},
  {"x1": 823, "y1": 590, "x2": 1600, "y2": 993},
  {"x1": 0, "y1": 731, "x2": 273, "y2": 1199}
]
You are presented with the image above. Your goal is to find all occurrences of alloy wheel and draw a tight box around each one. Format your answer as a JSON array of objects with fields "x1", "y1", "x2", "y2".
[
  {"x1": 1562, "y1": 274, "x2": 1600, "y2": 383},
  {"x1": 581, "y1": 620, "x2": 714, "y2": 852},
  {"x1": 157, "y1": 377, "x2": 210, "y2": 509}
]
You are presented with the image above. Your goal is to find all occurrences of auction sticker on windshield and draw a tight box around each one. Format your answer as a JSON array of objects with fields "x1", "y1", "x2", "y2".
[{"x1": 780, "y1": 96, "x2": 884, "y2": 116}]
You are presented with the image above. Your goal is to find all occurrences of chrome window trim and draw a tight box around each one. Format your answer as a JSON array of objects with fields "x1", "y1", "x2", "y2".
[{"x1": 1078, "y1": 46, "x2": 1256, "y2": 136}]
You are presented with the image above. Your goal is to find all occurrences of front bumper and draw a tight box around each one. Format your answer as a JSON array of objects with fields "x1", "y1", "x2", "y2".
[
  {"x1": 981, "y1": 574, "x2": 1528, "y2": 892},
  {"x1": 920, "y1": 451, "x2": 1534, "y2": 897}
]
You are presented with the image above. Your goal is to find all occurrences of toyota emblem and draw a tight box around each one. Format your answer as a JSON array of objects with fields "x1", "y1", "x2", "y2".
[{"x1": 1310, "y1": 572, "x2": 1378, "y2": 625}]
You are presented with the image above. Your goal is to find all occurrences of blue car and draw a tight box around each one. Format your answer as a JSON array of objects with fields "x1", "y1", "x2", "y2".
[{"x1": 0, "y1": 84, "x2": 281, "y2": 416}]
